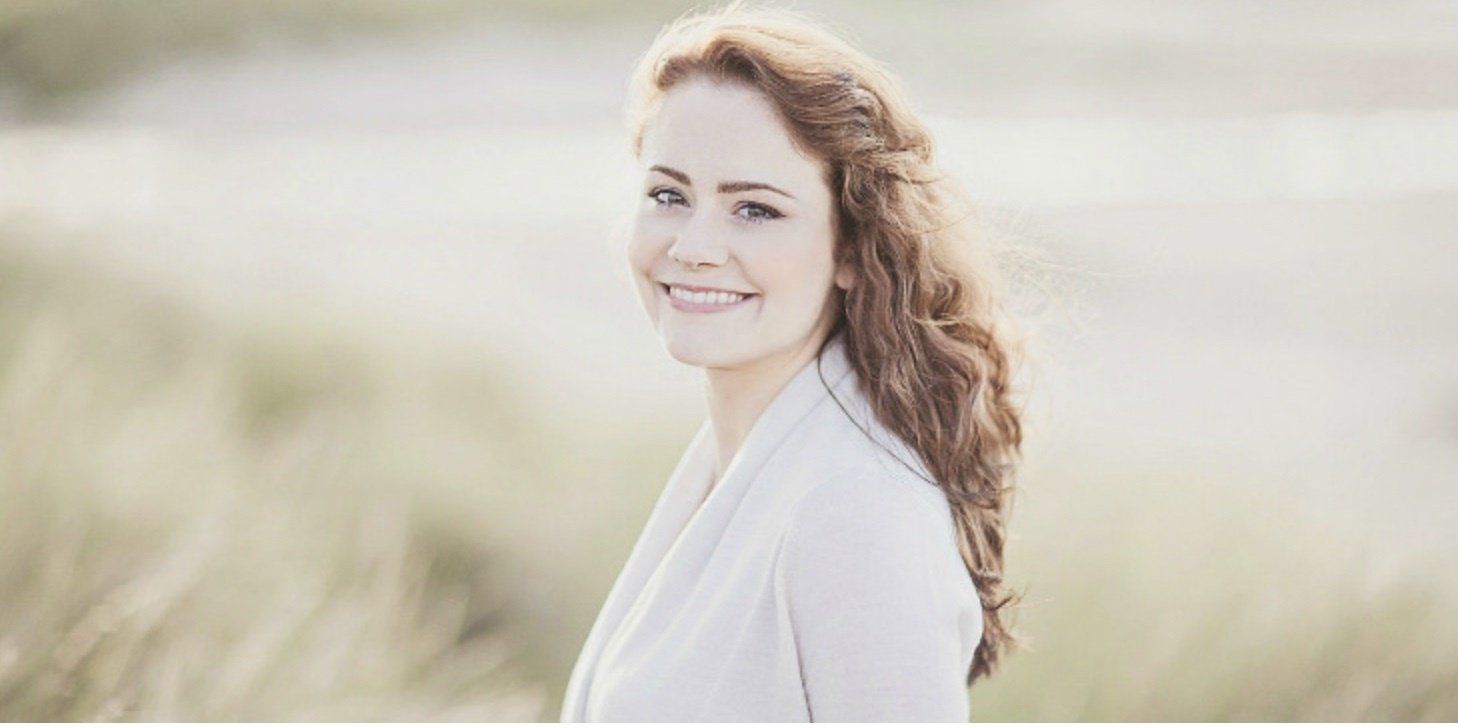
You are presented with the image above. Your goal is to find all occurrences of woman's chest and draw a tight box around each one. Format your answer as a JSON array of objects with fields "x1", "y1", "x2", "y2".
[
  {"x1": 585, "y1": 577, "x2": 809, "y2": 720},
  {"x1": 584, "y1": 511, "x2": 809, "y2": 721}
]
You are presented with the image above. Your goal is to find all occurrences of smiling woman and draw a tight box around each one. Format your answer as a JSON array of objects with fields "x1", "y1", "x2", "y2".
[{"x1": 560, "y1": 1, "x2": 1026, "y2": 722}]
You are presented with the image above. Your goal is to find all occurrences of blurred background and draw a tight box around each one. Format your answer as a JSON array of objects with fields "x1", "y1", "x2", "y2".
[{"x1": 2, "y1": 0, "x2": 1456, "y2": 720}]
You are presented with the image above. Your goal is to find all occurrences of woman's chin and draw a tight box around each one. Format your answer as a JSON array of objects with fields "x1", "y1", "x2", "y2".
[{"x1": 659, "y1": 331, "x2": 746, "y2": 369}]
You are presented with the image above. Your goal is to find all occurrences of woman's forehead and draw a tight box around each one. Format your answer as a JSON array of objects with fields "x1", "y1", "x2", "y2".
[{"x1": 641, "y1": 78, "x2": 828, "y2": 194}]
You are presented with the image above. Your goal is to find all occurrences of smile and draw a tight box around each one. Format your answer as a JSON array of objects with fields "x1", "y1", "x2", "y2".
[{"x1": 660, "y1": 283, "x2": 757, "y2": 313}]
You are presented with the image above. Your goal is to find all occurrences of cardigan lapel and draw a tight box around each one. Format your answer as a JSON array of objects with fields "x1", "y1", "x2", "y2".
[{"x1": 560, "y1": 334, "x2": 856, "y2": 721}]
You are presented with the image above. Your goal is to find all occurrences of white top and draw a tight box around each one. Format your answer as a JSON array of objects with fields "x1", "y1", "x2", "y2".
[{"x1": 559, "y1": 332, "x2": 984, "y2": 722}]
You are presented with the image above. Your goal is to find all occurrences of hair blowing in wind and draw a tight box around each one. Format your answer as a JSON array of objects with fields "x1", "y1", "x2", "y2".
[{"x1": 624, "y1": 0, "x2": 1028, "y2": 687}]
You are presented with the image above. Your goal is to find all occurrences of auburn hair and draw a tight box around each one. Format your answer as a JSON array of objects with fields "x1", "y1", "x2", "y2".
[{"x1": 625, "y1": 1, "x2": 1027, "y2": 686}]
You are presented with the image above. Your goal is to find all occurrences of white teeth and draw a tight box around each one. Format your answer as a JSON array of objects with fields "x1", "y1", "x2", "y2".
[{"x1": 668, "y1": 285, "x2": 747, "y2": 306}]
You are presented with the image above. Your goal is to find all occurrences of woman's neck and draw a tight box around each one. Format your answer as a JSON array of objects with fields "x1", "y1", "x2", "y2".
[{"x1": 702, "y1": 335, "x2": 828, "y2": 483}]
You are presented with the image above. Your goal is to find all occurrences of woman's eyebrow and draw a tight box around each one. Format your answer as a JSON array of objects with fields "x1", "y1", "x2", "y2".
[
  {"x1": 719, "y1": 180, "x2": 797, "y2": 200},
  {"x1": 649, "y1": 164, "x2": 797, "y2": 201}
]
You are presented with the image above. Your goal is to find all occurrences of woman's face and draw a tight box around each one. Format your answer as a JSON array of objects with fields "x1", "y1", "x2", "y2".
[{"x1": 628, "y1": 76, "x2": 851, "y2": 371}]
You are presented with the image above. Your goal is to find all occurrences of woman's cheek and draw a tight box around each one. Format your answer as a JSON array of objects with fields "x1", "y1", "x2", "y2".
[
  {"x1": 625, "y1": 218, "x2": 661, "y2": 279},
  {"x1": 746, "y1": 229, "x2": 809, "y2": 292}
]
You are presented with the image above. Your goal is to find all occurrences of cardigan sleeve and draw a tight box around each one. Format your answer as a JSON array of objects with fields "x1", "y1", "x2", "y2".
[{"x1": 776, "y1": 476, "x2": 973, "y2": 722}]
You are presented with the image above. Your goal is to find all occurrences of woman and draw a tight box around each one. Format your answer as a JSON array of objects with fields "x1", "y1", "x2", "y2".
[{"x1": 561, "y1": 2, "x2": 1024, "y2": 721}]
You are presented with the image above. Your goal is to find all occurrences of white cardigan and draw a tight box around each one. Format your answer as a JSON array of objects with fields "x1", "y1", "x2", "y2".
[{"x1": 559, "y1": 332, "x2": 984, "y2": 722}]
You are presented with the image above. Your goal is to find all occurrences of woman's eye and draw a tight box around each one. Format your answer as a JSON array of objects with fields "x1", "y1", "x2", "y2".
[
  {"x1": 736, "y1": 202, "x2": 783, "y2": 223},
  {"x1": 648, "y1": 188, "x2": 686, "y2": 207}
]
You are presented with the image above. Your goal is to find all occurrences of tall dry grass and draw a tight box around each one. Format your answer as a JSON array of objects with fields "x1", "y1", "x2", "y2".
[
  {"x1": 972, "y1": 452, "x2": 1458, "y2": 721},
  {"x1": 0, "y1": 236, "x2": 576, "y2": 720}
]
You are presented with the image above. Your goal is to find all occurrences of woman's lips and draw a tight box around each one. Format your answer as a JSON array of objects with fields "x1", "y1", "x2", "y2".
[{"x1": 660, "y1": 283, "x2": 758, "y2": 313}]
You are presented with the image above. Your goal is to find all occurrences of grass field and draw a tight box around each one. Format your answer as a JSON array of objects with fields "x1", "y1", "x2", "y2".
[{"x1": 2, "y1": 232, "x2": 1455, "y2": 720}]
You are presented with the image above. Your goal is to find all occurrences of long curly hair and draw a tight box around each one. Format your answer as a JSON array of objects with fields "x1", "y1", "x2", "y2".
[{"x1": 625, "y1": 1, "x2": 1027, "y2": 687}]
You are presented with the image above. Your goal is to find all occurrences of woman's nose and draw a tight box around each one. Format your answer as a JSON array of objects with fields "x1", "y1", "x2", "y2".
[{"x1": 667, "y1": 213, "x2": 729, "y2": 269}]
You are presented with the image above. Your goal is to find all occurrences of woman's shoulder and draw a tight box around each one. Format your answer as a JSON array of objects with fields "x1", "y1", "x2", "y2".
[
  {"x1": 795, "y1": 378, "x2": 952, "y2": 534},
  {"x1": 780, "y1": 465, "x2": 952, "y2": 550},
  {"x1": 772, "y1": 388, "x2": 982, "y2": 632},
  {"x1": 776, "y1": 403, "x2": 957, "y2": 560},
  {"x1": 772, "y1": 457, "x2": 977, "y2": 630},
  {"x1": 771, "y1": 349, "x2": 960, "y2": 562}
]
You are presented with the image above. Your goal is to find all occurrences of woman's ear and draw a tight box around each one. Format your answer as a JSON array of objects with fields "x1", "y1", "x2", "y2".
[{"x1": 834, "y1": 263, "x2": 855, "y2": 291}]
